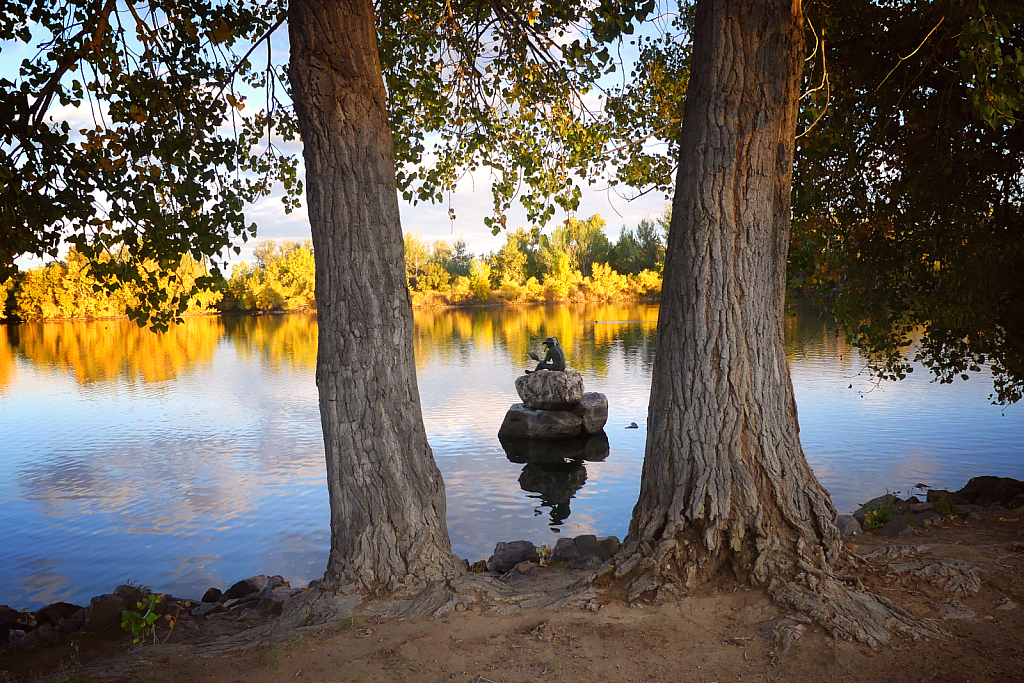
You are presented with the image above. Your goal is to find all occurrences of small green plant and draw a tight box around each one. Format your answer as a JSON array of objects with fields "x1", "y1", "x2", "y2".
[
  {"x1": 862, "y1": 499, "x2": 896, "y2": 531},
  {"x1": 537, "y1": 543, "x2": 552, "y2": 566},
  {"x1": 933, "y1": 495, "x2": 961, "y2": 518},
  {"x1": 121, "y1": 593, "x2": 163, "y2": 645}
]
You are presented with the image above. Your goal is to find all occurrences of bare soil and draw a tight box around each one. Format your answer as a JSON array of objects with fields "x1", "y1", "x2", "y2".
[{"x1": 4, "y1": 509, "x2": 1024, "y2": 683}]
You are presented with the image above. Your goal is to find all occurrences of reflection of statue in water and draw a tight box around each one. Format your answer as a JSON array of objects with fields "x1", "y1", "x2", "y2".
[
  {"x1": 518, "y1": 461, "x2": 587, "y2": 528},
  {"x1": 499, "y1": 433, "x2": 609, "y2": 529},
  {"x1": 526, "y1": 336, "x2": 566, "y2": 373}
]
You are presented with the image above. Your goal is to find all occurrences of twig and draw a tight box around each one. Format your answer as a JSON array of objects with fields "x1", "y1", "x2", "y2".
[{"x1": 874, "y1": 16, "x2": 945, "y2": 94}]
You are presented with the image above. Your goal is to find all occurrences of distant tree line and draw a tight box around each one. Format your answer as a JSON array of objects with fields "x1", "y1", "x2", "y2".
[
  {"x1": 0, "y1": 241, "x2": 316, "y2": 321},
  {"x1": 0, "y1": 215, "x2": 666, "y2": 321},
  {"x1": 405, "y1": 212, "x2": 668, "y2": 306}
]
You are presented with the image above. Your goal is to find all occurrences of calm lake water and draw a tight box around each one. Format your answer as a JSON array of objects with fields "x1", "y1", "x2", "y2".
[{"x1": 1, "y1": 304, "x2": 1022, "y2": 609}]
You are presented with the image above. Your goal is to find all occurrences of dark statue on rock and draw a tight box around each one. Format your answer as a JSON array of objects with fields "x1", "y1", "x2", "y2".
[{"x1": 526, "y1": 336, "x2": 566, "y2": 373}]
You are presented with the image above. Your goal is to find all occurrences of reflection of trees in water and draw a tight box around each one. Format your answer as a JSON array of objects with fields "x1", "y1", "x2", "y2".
[
  {"x1": 7, "y1": 316, "x2": 224, "y2": 384},
  {"x1": 413, "y1": 303, "x2": 659, "y2": 375},
  {"x1": 0, "y1": 326, "x2": 16, "y2": 393},
  {"x1": 221, "y1": 312, "x2": 318, "y2": 372},
  {"x1": 783, "y1": 300, "x2": 857, "y2": 371},
  {"x1": 500, "y1": 432, "x2": 610, "y2": 529}
]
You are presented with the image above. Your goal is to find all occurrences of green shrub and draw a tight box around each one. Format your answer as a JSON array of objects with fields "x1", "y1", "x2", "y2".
[
  {"x1": 862, "y1": 499, "x2": 896, "y2": 531},
  {"x1": 933, "y1": 495, "x2": 961, "y2": 518},
  {"x1": 121, "y1": 592, "x2": 163, "y2": 645}
]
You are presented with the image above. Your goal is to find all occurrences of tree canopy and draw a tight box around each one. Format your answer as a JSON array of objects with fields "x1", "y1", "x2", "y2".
[
  {"x1": 0, "y1": 0, "x2": 299, "y2": 326},
  {"x1": 591, "y1": 0, "x2": 1024, "y2": 403},
  {"x1": 1, "y1": 0, "x2": 655, "y2": 326},
  {"x1": 792, "y1": 0, "x2": 1024, "y2": 404}
]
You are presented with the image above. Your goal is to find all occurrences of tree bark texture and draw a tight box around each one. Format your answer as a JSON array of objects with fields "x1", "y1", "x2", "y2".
[
  {"x1": 288, "y1": 0, "x2": 463, "y2": 595},
  {"x1": 616, "y1": 0, "x2": 844, "y2": 597}
]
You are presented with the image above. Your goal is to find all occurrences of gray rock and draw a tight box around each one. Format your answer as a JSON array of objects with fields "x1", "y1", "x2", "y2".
[
  {"x1": 223, "y1": 594, "x2": 259, "y2": 610},
  {"x1": 570, "y1": 393, "x2": 608, "y2": 434},
  {"x1": 222, "y1": 575, "x2": 284, "y2": 601},
  {"x1": 853, "y1": 494, "x2": 900, "y2": 524},
  {"x1": 498, "y1": 404, "x2": 583, "y2": 439},
  {"x1": 490, "y1": 541, "x2": 539, "y2": 573},
  {"x1": 878, "y1": 519, "x2": 913, "y2": 537},
  {"x1": 551, "y1": 537, "x2": 582, "y2": 564},
  {"x1": 965, "y1": 511, "x2": 984, "y2": 523},
  {"x1": 515, "y1": 370, "x2": 585, "y2": 410},
  {"x1": 201, "y1": 587, "x2": 223, "y2": 603},
  {"x1": 7, "y1": 629, "x2": 25, "y2": 648},
  {"x1": 113, "y1": 584, "x2": 147, "y2": 601},
  {"x1": 956, "y1": 476, "x2": 1024, "y2": 507},
  {"x1": 909, "y1": 502, "x2": 935, "y2": 513},
  {"x1": 913, "y1": 511, "x2": 941, "y2": 527},
  {"x1": 835, "y1": 514, "x2": 862, "y2": 536},
  {"x1": 33, "y1": 602, "x2": 83, "y2": 628},
  {"x1": 570, "y1": 555, "x2": 603, "y2": 570},
  {"x1": 996, "y1": 598, "x2": 1017, "y2": 611},
  {"x1": 17, "y1": 624, "x2": 59, "y2": 649},
  {"x1": 574, "y1": 534, "x2": 603, "y2": 559},
  {"x1": 928, "y1": 488, "x2": 967, "y2": 505},
  {"x1": 191, "y1": 602, "x2": 227, "y2": 617},
  {"x1": 513, "y1": 561, "x2": 538, "y2": 576},
  {"x1": 256, "y1": 587, "x2": 299, "y2": 616},
  {"x1": 58, "y1": 609, "x2": 86, "y2": 635},
  {"x1": 83, "y1": 594, "x2": 128, "y2": 633},
  {"x1": 598, "y1": 536, "x2": 621, "y2": 559}
]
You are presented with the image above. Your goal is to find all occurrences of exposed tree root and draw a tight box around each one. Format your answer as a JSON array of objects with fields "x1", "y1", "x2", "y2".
[
  {"x1": 595, "y1": 534, "x2": 946, "y2": 649},
  {"x1": 769, "y1": 575, "x2": 943, "y2": 647}
]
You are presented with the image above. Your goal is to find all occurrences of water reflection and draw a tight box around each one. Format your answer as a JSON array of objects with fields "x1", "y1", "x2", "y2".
[
  {"x1": 222, "y1": 313, "x2": 317, "y2": 371},
  {"x1": 0, "y1": 325, "x2": 15, "y2": 394},
  {"x1": 6, "y1": 316, "x2": 225, "y2": 383},
  {"x1": 413, "y1": 303, "x2": 659, "y2": 376},
  {"x1": 500, "y1": 433, "x2": 610, "y2": 529},
  {"x1": 0, "y1": 302, "x2": 1022, "y2": 611}
]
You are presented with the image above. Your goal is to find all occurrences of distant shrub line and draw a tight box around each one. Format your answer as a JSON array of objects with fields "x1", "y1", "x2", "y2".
[{"x1": 1, "y1": 212, "x2": 670, "y2": 322}]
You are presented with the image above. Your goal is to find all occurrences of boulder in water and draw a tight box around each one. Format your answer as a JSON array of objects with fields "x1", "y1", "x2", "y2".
[
  {"x1": 570, "y1": 392, "x2": 608, "y2": 434},
  {"x1": 515, "y1": 370, "x2": 584, "y2": 410},
  {"x1": 498, "y1": 404, "x2": 583, "y2": 439}
]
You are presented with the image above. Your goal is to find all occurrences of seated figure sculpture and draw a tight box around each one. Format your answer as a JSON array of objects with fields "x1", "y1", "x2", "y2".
[{"x1": 526, "y1": 336, "x2": 566, "y2": 374}]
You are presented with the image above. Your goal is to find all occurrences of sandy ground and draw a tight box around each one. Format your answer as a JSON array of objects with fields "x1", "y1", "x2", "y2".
[{"x1": 4, "y1": 509, "x2": 1024, "y2": 683}]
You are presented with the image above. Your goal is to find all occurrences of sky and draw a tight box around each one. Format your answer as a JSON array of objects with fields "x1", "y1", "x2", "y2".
[{"x1": 2, "y1": 4, "x2": 681, "y2": 268}]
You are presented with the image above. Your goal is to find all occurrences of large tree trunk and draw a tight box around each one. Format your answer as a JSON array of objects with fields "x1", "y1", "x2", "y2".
[
  {"x1": 611, "y1": 0, "x2": 935, "y2": 646},
  {"x1": 288, "y1": 0, "x2": 464, "y2": 597},
  {"x1": 618, "y1": 0, "x2": 843, "y2": 592}
]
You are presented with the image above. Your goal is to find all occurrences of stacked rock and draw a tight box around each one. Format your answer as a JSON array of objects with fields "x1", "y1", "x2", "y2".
[{"x1": 498, "y1": 369, "x2": 608, "y2": 439}]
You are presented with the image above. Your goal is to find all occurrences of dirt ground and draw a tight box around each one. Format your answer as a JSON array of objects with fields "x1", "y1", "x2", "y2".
[{"x1": 4, "y1": 509, "x2": 1024, "y2": 683}]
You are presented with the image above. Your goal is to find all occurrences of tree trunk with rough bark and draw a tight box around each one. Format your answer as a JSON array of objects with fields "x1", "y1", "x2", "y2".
[
  {"x1": 610, "y1": 0, "x2": 930, "y2": 646},
  {"x1": 288, "y1": 0, "x2": 464, "y2": 598}
]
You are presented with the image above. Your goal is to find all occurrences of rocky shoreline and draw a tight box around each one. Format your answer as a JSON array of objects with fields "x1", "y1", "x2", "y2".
[
  {"x1": 836, "y1": 475, "x2": 1024, "y2": 538},
  {"x1": 5, "y1": 475, "x2": 1024, "y2": 656}
]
